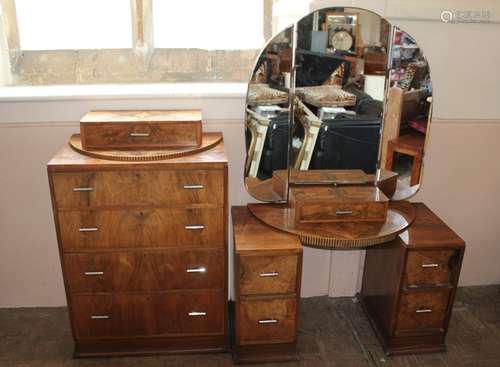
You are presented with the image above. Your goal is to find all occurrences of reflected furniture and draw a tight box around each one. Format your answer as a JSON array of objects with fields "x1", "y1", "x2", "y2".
[
  {"x1": 47, "y1": 111, "x2": 228, "y2": 357},
  {"x1": 360, "y1": 203, "x2": 465, "y2": 354},
  {"x1": 232, "y1": 207, "x2": 302, "y2": 363},
  {"x1": 385, "y1": 132, "x2": 425, "y2": 186}
]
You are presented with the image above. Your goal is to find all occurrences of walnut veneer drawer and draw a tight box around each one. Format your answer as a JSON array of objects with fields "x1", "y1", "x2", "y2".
[
  {"x1": 238, "y1": 298, "x2": 297, "y2": 345},
  {"x1": 52, "y1": 170, "x2": 224, "y2": 209},
  {"x1": 71, "y1": 291, "x2": 225, "y2": 338},
  {"x1": 58, "y1": 208, "x2": 223, "y2": 250},
  {"x1": 395, "y1": 290, "x2": 450, "y2": 335},
  {"x1": 404, "y1": 250, "x2": 458, "y2": 288},
  {"x1": 64, "y1": 249, "x2": 224, "y2": 293},
  {"x1": 239, "y1": 255, "x2": 298, "y2": 296}
]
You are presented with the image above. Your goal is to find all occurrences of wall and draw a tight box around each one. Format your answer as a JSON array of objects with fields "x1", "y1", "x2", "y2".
[{"x1": 1, "y1": 0, "x2": 500, "y2": 307}]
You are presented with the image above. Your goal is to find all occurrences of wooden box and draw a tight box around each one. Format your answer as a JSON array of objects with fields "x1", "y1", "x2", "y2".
[
  {"x1": 80, "y1": 110, "x2": 203, "y2": 150},
  {"x1": 290, "y1": 186, "x2": 388, "y2": 225}
]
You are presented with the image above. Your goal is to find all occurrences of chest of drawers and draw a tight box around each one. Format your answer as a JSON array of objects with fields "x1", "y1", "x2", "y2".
[
  {"x1": 359, "y1": 203, "x2": 465, "y2": 355},
  {"x1": 47, "y1": 135, "x2": 228, "y2": 357},
  {"x1": 231, "y1": 206, "x2": 302, "y2": 363}
]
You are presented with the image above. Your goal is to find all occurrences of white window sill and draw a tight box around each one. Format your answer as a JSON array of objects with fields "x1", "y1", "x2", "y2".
[{"x1": 0, "y1": 82, "x2": 248, "y2": 102}]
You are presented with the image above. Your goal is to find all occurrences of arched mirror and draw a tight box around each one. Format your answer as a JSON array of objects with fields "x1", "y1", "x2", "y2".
[{"x1": 244, "y1": 6, "x2": 432, "y2": 203}]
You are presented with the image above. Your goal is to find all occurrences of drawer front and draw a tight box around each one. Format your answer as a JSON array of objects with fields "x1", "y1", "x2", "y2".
[
  {"x1": 396, "y1": 291, "x2": 450, "y2": 335},
  {"x1": 405, "y1": 250, "x2": 458, "y2": 287},
  {"x1": 64, "y1": 249, "x2": 224, "y2": 293},
  {"x1": 71, "y1": 291, "x2": 225, "y2": 338},
  {"x1": 58, "y1": 208, "x2": 223, "y2": 250},
  {"x1": 238, "y1": 298, "x2": 296, "y2": 345},
  {"x1": 295, "y1": 201, "x2": 387, "y2": 224},
  {"x1": 52, "y1": 170, "x2": 224, "y2": 209},
  {"x1": 81, "y1": 121, "x2": 201, "y2": 150},
  {"x1": 239, "y1": 255, "x2": 298, "y2": 296}
]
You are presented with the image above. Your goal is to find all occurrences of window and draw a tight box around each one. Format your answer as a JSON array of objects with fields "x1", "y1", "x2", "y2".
[
  {"x1": 15, "y1": 0, "x2": 132, "y2": 50},
  {"x1": 153, "y1": 0, "x2": 265, "y2": 50}
]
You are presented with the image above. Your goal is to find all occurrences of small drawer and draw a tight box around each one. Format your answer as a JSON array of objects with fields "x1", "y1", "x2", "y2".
[
  {"x1": 238, "y1": 298, "x2": 296, "y2": 345},
  {"x1": 58, "y1": 208, "x2": 223, "y2": 250},
  {"x1": 64, "y1": 249, "x2": 224, "y2": 293},
  {"x1": 239, "y1": 255, "x2": 298, "y2": 296},
  {"x1": 405, "y1": 250, "x2": 458, "y2": 287},
  {"x1": 51, "y1": 170, "x2": 224, "y2": 209},
  {"x1": 395, "y1": 290, "x2": 450, "y2": 335},
  {"x1": 71, "y1": 291, "x2": 225, "y2": 338},
  {"x1": 80, "y1": 110, "x2": 202, "y2": 150}
]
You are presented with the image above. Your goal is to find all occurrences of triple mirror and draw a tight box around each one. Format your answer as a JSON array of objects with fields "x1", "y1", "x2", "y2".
[{"x1": 245, "y1": 7, "x2": 432, "y2": 202}]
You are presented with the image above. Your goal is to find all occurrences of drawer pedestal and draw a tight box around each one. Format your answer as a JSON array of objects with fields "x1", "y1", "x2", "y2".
[{"x1": 359, "y1": 203, "x2": 465, "y2": 355}]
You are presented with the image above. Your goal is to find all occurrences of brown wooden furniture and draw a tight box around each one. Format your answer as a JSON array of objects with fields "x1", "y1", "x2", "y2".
[
  {"x1": 47, "y1": 136, "x2": 228, "y2": 357},
  {"x1": 80, "y1": 110, "x2": 203, "y2": 150},
  {"x1": 247, "y1": 200, "x2": 414, "y2": 249},
  {"x1": 232, "y1": 206, "x2": 302, "y2": 363},
  {"x1": 289, "y1": 186, "x2": 388, "y2": 225},
  {"x1": 385, "y1": 133, "x2": 425, "y2": 186},
  {"x1": 359, "y1": 203, "x2": 465, "y2": 355}
]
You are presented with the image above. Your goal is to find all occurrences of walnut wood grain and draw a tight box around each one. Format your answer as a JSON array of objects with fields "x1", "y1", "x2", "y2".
[
  {"x1": 52, "y1": 169, "x2": 224, "y2": 209},
  {"x1": 239, "y1": 255, "x2": 298, "y2": 296},
  {"x1": 48, "y1": 132, "x2": 227, "y2": 171},
  {"x1": 63, "y1": 249, "x2": 224, "y2": 293},
  {"x1": 238, "y1": 298, "x2": 297, "y2": 345},
  {"x1": 404, "y1": 250, "x2": 457, "y2": 288},
  {"x1": 290, "y1": 186, "x2": 388, "y2": 224},
  {"x1": 359, "y1": 202, "x2": 465, "y2": 355},
  {"x1": 58, "y1": 208, "x2": 223, "y2": 250},
  {"x1": 247, "y1": 201, "x2": 414, "y2": 249},
  {"x1": 80, "y1": 110, "x2": 202, "y2": 150},
  {"x1": 395, "y1": 290, "x2": 450, "y2": 335},
  {"x1": 71, "y1": 134, "x2": 223, "y2": 162},
  {"x1": 71, "y1": 290, "x2": 225, "y2": 338}
]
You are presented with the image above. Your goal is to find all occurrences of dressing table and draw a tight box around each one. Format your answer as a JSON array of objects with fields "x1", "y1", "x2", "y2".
[{"x1": 234, "y1": 6, "x2": 464, "y2": 363}]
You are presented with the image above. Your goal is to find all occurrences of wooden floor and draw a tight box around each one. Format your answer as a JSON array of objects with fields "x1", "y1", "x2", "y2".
[{"x1": 1, "y1": 285, "x2": 499, "y2": 367}]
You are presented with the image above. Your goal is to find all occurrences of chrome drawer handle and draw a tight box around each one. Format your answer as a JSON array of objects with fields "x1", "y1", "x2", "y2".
[
  {"x1": 185, "y1": 225, "x2": 205, "y2": 230},
  {"x1": 335, "y1": 210, "x2": 353, "y2": 215},
  {"x1": 188, "y1": 311, "x2": 207, "y2": 317},
  {"x1": 84, "y1": 271, "x2": 104, "y2": 276},
  {"x1": 90, "y1": 315, "x2": 110, "y2": 319},
  {"x1": 422, "y1": 263, "x2": 439, "y2": 268},
  {"x1": 73, "y1": 187, "x2": 93, "y2": 192},
  {"x1": 79, "y1": 227, "x2": 99, "y2": 232},
  {"x1": 187, "y1": 267, "x2": 206, "y2": 273},
  {"x1": 129, "y1": 132, "x2": 150, "y2": 137},
  {"x1": 260, "y1": 272, "x2": 279, "y2": 277},
  {"x1": 259, "y1": 319, "x2": 278, "y2": 324},
  {"x1": 415, "y1": 309, "x2": 433, "y2": 313},
  {"x1": 183, "y1": 185, "x2": 204, "y2": 189}
]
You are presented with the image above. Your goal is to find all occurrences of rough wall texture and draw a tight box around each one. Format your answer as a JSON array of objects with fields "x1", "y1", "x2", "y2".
[{"x1": 13, "y1": 49, "x2": 259, "y2": 85}]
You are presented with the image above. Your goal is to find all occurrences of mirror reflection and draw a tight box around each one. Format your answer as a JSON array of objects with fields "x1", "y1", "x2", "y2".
[{"x1": 244, "y1": 7, "x2": 432, "y2": 203}]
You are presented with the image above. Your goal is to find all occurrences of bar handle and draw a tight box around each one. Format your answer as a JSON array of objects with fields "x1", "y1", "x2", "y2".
[
  {"x1": 188, "y1": 311, "x2": 207, "y2": 317},
  {"x1": 79, "y1": 227, "x2": 99, "y2": 232},
  {"x1": 421, "y1": 263, "x2": 439, "y2": 268},
  {"x1": 185, "y1": 225, "x2": 205, "y2": 230},
  {"x1": 73, "y1": 187, "x2": 93, "y2": 192},
  {"x1": 415, "y1": 309, "x2": 433, "y2": 313},
  {"x1": 84, "y1": 271, "x2": 104, "y2": 276},
  {"x1": 259, "y1": 319, "x2": 278, "y2": 324},
  {"x1": 186, "y1": 267, "x2": 206, "y2": 273},
  {"x1": 90, "y1": 315, "x2": 110, "y2": 319},
  {"x1": 183, "y1": 185, "x2": 204, "y2": 189},
  {"x1": 335, "y1": 210, "x2": 353, "y2": 216},
  {"x1": 129, "y1": 132, "x2": 150, "y2": 137},
  {"x1": 259, "y1": 272, "x2": 279, "y2": 277}
]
